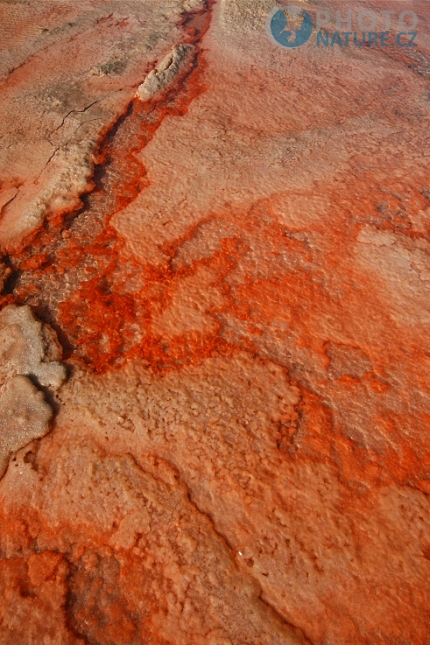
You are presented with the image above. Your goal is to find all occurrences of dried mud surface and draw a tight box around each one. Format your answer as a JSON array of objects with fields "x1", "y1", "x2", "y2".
[{"x1": 1, "y1": 0, "x2": 430, "y2": 644}]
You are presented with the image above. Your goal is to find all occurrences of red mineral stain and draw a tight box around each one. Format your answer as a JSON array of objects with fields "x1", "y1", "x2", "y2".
[
  {"x1": 1, "y1": 2, "x2": 430, "y2": 642},
  {"x1": 4, "y1": 0, "x2": 219, "y2": 374}
]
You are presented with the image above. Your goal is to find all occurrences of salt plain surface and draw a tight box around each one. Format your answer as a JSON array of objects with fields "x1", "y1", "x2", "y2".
[{"x1": 1, "y1": 1, "x2": 430, "y2": 643}]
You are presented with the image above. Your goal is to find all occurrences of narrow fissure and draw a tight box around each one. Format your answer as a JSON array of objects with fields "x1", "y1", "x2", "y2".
[{"x1": 0, "y1": 0, "x2": 216, "y2": 372}]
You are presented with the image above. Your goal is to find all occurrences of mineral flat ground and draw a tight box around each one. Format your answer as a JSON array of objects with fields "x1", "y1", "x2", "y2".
[{"x1": 1, "y1": 1, "x2": 430, "y2": 644}]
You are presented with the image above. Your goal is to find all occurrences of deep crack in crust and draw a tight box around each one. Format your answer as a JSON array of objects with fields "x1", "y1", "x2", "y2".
[
  {"x1": 0, "y1": 0, "x2": 217, "y2": 372},
  {"x1": 0, "y1": 0, "x2": 212, "y2": 248}
]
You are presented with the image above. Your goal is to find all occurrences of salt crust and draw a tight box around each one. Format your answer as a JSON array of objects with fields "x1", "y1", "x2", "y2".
[
  {"x1": 0, "y1": 305, "x2": 66, "y2": 477},
  {"x1": 136, "y1": 44, "x2": 194, "y2": 102},
  {"x1": 0, "y1": 376, "x2": 52, "y2": 478}
]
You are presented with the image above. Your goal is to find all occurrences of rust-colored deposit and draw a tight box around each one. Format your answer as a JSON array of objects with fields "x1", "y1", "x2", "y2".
[{"x1": 1, "y1": 1, "x2": 430, "y2": 644}]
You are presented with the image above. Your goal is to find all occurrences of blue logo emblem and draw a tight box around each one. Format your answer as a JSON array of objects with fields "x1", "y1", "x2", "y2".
[{"x1": 267, "y1": 6, "x2": 313, "y2": 48}]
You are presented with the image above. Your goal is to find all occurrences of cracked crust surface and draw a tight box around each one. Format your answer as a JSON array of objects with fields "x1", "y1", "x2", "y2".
[
  {"x1": 1, "y1": 0, "x2": 430, "y2": 643},
  {"x1": 0, "y1": 0, "x2": 196, "y2": 247}
]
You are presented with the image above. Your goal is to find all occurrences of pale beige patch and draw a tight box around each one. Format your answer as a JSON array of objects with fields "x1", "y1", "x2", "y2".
[
  {"x1": 136, "y1": 44, "x2": 194, "y2": 102},
  {"x1": 0, "y1": 375, "x2": 52, "y2": 477},
  {"x1": 0, "y1": 304, "x2": 66, "y2": 389}
]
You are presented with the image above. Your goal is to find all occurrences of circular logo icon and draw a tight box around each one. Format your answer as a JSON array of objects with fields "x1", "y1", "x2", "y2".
[{"x1": 266, "y1": 6, "x2": 313, "y2": 48}]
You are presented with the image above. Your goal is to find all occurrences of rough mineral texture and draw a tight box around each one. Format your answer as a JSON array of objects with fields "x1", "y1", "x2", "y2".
[
  {"x1": 0, "y1": 304, "x2": 66, "y2": 388},
  {"x1": 0, "y1": 304, "x2": 66, "y2": 477},
  {"x1": 1, "y1": 0, "x2": 430, "y2": 644}
]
